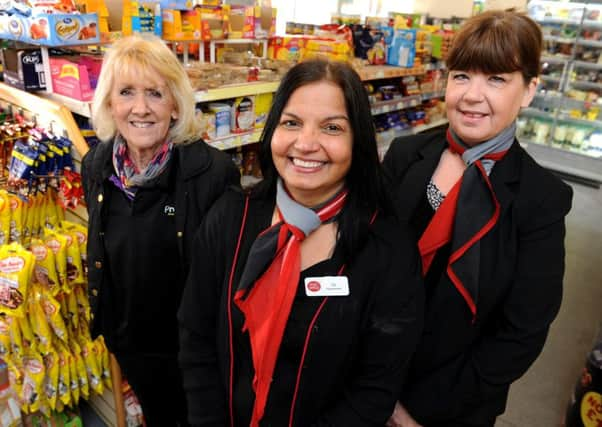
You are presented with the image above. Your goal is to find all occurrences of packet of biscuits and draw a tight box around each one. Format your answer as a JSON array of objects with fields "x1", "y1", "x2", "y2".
[{"x1": 0, "y1": 242, "x2": 35, "y2": 317}]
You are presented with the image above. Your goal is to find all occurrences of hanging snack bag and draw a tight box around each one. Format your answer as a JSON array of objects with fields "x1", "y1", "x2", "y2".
[
  {"x1": 67, "y1": 346, "x2": 79, "y2": 405},
  {"x1": 81, "y1": 337, "x2": 103, "y2": 395},
  {"x1": 40, "y1": 292, "x2": 68, "y2": 344},
  {"x1": 74, "y1": 285, "x2": 90, "y2": 323},
  {"x1": 8, "y1": 315, "x2": 23, "y2": 360},
  {"x1": 42, "y1": 348, "x2": 60, "y2": 411},
  {"x1": 0, "y1": 190, "x2": 11, "y2": 245},
  {"x1": 29, "y1": 288, "x2": 53, "y2": 353},
  {"x1": 17, "y1": 315, "x2": 34, "y2": 350},
  {"x1": 95, "y1": 335, "x2": 112, "y2": 389},
  {"x1": 22, "y1": 352, "x2": 46, "y2": 414},
  {"x1": 0, "y1": 315, "x2": 11, "y2": 358},
  {"x1": 66, "y1": 289, "x2": 79, "y2": 331},
  {"x1": 56, "y1": 344, "x2": 71, "y2": 407},
  {"x1": 43, "y1": 228, "x2": 68, "y2": 291},
  {"x1": 0, "y1": 242, "x2": 35, "y2": 317},
  {"x1": 8, "y1": 193, "x2": 25, "y2": 244},
  {"x1": 70, "y1": 339, "x2": 89, "y2": 400},
  {"x1": 30, "y1": 238, "x2": 60, "y2": 297},
  {"x1": 61, "y1": 229, "x2": 84, "y2": 286},
  {"x1": 61, "y1": 221, "x2": 88, "y2": 277}
]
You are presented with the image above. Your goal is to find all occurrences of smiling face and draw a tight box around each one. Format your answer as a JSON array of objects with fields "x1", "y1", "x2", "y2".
[
  {"x1": 109, "y1": 68, "x2": 177, "y2": 160},
  {"x1": 445, "y1": 70, "x2": 536, "y2": 146},
  {"x1": 271, "y1": 80, "x2": 352, "y2": 207}
]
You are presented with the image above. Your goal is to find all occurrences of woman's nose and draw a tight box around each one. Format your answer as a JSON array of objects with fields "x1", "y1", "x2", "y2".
[
  {"x1": 463, "y1": 80, "x2": 485, "y2": 102},
  {"x1": 294, "y1": 126, "x2": 320, "y2": 151},
  {"x1": 131, "y1": 94, "x2": 150, "y2": 114}
]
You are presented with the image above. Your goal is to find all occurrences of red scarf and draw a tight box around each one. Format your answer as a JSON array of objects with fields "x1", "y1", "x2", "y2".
[
  {"x1": 234, "y1": 189, "x2": 348, "y2": 427},
  {"x1": 418, "y1": 129, "x2": 509, "y2": 321}
]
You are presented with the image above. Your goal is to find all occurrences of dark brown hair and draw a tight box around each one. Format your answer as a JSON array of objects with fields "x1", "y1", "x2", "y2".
[{"x1": 446, "y1": 9, "x2": 542, "y2": 83}]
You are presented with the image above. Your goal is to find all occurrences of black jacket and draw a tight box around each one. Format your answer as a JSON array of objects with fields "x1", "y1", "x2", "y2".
[
  {"x1": 178, "y1": 188, "x2": 424, "y2": 426},
  {"x1": 383, "y1": 130, "x2": 573, "y2": 426},
  {"x1": 81, "y1": 139, "x2": 240, "y2": 340}
]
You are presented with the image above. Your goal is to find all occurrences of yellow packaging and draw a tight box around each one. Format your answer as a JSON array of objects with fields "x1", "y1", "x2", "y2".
[
  {"x1": 42, "y1": 348, "x2": 60, "y2": 411},
  {"x1": 0, "y1": 315, "x2": 11, "y2": 359},
  {"x1": 60, "y1": 221, "x2": 88, "y2": 277},
  {"x1": 254, "y1": 92, "x2": 273, "y2": 129},
  {"x1": 30, "y1": 238, "x2": 61, "y2": 297},
  {"x1": 22, "y1": 352, "x2": 46, "y2": 413},
  {"x1": 71, "y1": 339, "x2": 89, "y2": 399},
  {"x1": 0, "y1": 242, "x2": 35, "y2": 317},
  {"x1": 74, "y1": 285, "x2": 90, "y2": 323},
  {"x1": 8, "y1": 193, "x2": 25, "y2": 244},
  {"x1": 66, "y1": 290, "x2": 79, "y2": 330},
  {"x1": 40, "y1": 292, "x2": 68, "y2": 343},
  {"x1": 23, "y1": 196, "x2": 36, "y2": 248},
  {"x1": 62, "y1": 230, "x2": 85, "y2": 286},
  {"x1": 96, "y1": 335, "x2": 112, "y2": 389},
  {"x1": 43, "y1": 228, "x2": 68, "y2": 292},
  {"x1": 81, "y1": 337, "x2": 103, "y2": 395},
  {"x1": 31, "y1": 193, "x2": 44, "y2": 241},
  {"x1": 57, "y1": 344, "x2": 71, "y2": 407},
  {"x1": 8, "y1": 315, "x2": 23, "y2": 359},
  {"x1": 29, "y1": 289, "x2": 53, "y2": 353},
  {"x1": 17, "y1": 315, "x2": 34, "y2": 350},
  {"x1": 0, "y1": 190, "x2": 11, "y2": 245},
  {"x1": 6, "y1": 359, "x2": 24, "y2": 410},
  {"x1": 67, "y1": 346, "x2": 79, "y2": 404}
]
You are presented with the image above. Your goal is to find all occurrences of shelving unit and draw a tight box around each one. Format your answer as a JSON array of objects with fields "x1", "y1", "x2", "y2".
[
  {"x1": 194, "y1": 80, "x2": 279, "y2": 102},
  {"x1": 522, "y1": 0, "x2": 602, "y2": 180},
  {"x1": 209, "y1": 38, "x2": 268, "y2": 63}
]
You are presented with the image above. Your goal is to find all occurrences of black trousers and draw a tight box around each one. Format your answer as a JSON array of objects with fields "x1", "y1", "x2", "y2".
[{"x1": 114, "y1": 353, "x2": 190, "y2": 427}]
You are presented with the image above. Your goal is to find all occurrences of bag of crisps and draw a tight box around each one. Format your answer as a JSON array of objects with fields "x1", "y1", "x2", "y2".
[
  {"x1": 0, "y1": 190, "x2": 11, "y2": 245},
  {"x1": 81, "y1": 336, "x2": 103, "y2": 395},
  {"x1": 42, "y1": 348, "x2": 60, "y2": 411},
  {"x1": 30, "y1": 238, "x2": 61, "y2": 297},
  {"x1": 0, "y1": 242, "x2": 35, "y2": 317},
  {"x1": 40, "y1": 292, "x2": 68, "y2": 344},
  {"x1": 62, "y1": 230, "x2": 84, "y2": 286},
  {"x1": 17, "y1": 315, "x2": 34, "y2": 350},
  {"x1": 56, "y1": 343, "x2": 71, "y2": 407},
  {"x1": 62, "y1": 221, "x2": 88, "y2": 278},
  {"x1": 8, "y1": 314, "x2": 23, "y2": 359},
  {"x1": 8, "y1": 193, "x2": 25, "y2": 244},
  {"x1": 28, "y1": 288, "x2": 53, "y2": 353},
  {"x1": 22, "y1": 352, "x2": 46, "y2": 413},
  {"x1": 95, "y1": 335, "x2": 112, "y2": 390},
  {"x1": 70, "y1": 339, "x2": 89, "y2": 400},
  {"x1": 43, "y1": 228, "x2": 68, "y2": 292},
  {"x1": 0, "y1": 314, "x2": 11, "y2": 359}
]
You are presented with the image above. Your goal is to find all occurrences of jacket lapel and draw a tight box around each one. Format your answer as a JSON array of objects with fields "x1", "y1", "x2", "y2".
[
  {"x1": 395, "y1": 139, "x2": 447, "y2": 220},
  {"x1": 489, "y1": 139, "x2": 522, "y2": 216}
]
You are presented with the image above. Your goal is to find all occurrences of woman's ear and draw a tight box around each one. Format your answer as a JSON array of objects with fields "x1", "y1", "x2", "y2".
[
  {"x1": 521, "y1": 77, "x2": 538, "y2": 108},
  {"x1": 171, "y1": 110, "x2": 179, "y2": 120}
]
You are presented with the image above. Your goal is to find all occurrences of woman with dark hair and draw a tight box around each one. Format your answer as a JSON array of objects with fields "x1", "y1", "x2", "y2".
[
  {"x1": 178, "y1": 59, "x2": 424, "y2": 426},
  {"x1": 383, "y1": 10, "x2": 573, "y2": 427}
]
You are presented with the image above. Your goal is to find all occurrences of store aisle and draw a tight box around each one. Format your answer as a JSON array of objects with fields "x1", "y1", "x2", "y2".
[{"x1": 496, "y1": 181, "x2": 602, "y2": 427}]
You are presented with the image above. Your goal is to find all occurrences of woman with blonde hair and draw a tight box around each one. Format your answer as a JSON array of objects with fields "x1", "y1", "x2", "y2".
[{"x1": 82, "y1": 34, "x2": 239, "y2": 426}]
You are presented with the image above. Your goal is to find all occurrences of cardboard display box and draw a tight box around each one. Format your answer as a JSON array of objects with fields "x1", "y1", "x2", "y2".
[{"x1": 0, "y1": 48, "x2": 46, "y2": 91}]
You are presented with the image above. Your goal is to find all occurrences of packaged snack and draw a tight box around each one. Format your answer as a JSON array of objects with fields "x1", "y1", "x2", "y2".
[
  {"x1": 8, "y1": 316, "x2": 23, "y2": 360},
  {"x1": 62, "y1": 230, "x2": 84, "y2": 286},
  {"x1": 70, "y1": 339, "x2": 88, "y2": 400},
  {"x1": 0, "y1": 242, "x2": 35, "y2": 317},
  {"x1": 43, "y1": 228, "x2": 68, "y2": 292},
  {"x1": 81, "y1": 337, "x2": 103, "y2": 395},
  {"x1": 74, "y1": 285, "x2": 90, "y2": 323},
  {"x1": 42, "y1": 348, "x2": 59, "y2": 411},
  {"x1": 67, "y1": 346, "x2": 79, "y2": 404},
  {"x1": 40, "y1": 292, "x2": 68, "y2": 344},
  {"x1": 17, "y1": 315, "x2": 34, "y2": 350},
  {"x1": 60, "y1": 221, "x2": 87, "y2": 277},
  {"x1": 95, "y1": 335, "x2": 112, "y2": 389},
  {"x1": 0, "y1": 315, "x2": 11, "y2": 358},
  {"x1": 56, "y1": 344, "x2": 71, "y2": 407},
  {"x1": 66, "y1": 289, "x2": 79, "y2": 330},
  {"x1": 30, "y1": 238, "x2": 60, "y2": 297},
  {"x1": 0, "y1": 190, "x2": 11, "y2": 245},
  {"x1": 7, "y1": 193, "x2": 25, "y2": 244},
  {"x1": 29, "y1": 288, "x2": 53, "y2": 353},
  {"x1": 22, "y1": 352, "x2": 45, "y2": 413},
  {"x1": 231, "y1": 96, "x2": 255, "y2": 133}
]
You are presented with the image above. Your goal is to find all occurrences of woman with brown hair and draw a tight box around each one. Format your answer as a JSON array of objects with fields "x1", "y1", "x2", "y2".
[{"x1": 384, "y1": 10, "x2": 573, "y2": 427}]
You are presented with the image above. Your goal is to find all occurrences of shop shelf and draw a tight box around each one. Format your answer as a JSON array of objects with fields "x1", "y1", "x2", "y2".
[
  {"x1": 375, "y1": 118, "x2": 448, "y2": 146},
  {"x1": 205, "y1": 128, "x2": 263, "y2": 150},
  {"x1": 544, "y1": 35, "x2": 576, "y2": 44},
  {"x1": 194, "y1": 81, "x2": 280, "y2": 102},
  {"x1": 568, "y1": 80, "x2": 602, "y2": 91},
  {"x1": 371, "y1": 95, "x2": 422, "y2": 115},
  {"x1": 576, "y1": 38, "x2": 602, "y2": 48},
  {"x1": 537, "y1": 17, "x2": 582, "y2": 26},
  {"x1": 358, "y1": 65, "x2": 426, "y2": 81},
  {"x1": 572, "y1": 60, "x2": 602, "y2": 70},
  {"x1": 582, "y1": 19, "x2": 602, "y2": 29},
  {"x1": 37, "y1": 92, "x2": 93, "y2": 118},
  {"x1": 542, "y1": 56, "x2": 570, "y2": 65},
  {"x1": 421, "y1": 90, "x2": 446, "y2": 101},
  {"x1": 541, "y1": 75, "x2": 563, "y2": 84}
]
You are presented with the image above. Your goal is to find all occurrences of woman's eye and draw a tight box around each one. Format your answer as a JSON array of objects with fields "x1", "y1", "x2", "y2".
[
  {"x1": 452, "y1": 73, "x2": 469, "y2": 81},
  {"x1": 323, "y1": 124, "x2": 343, "y2": 134},
  {"x1": 280, "y1": 120, "x2": 299, "y2": 128},
  {"x1": 147, "y1": 89, "x2": 163, "y2": 98},
  {"x1": 119, "y1": 88, "x2": 132, "y2": 96},
  {"x1": 489, "y1": 75, "x2": 506, "y2": 84}
]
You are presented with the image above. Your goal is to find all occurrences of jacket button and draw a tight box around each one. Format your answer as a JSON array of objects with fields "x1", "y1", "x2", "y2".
[
  {"x1": 91, "y1": 289, "x2": 98, "y2": 296},
  {"x1": 97, "y1": 193, "x2": 103, "y2": 203},
  {"x1": 90, "y1": 313, "x2": 95, "y2": 320},
  {"x1": 177, "y1": 231, "x2": 183, "y2": 237},
  {"x1": 95, "y1": 261, "x2": 102, "y2": 269}
]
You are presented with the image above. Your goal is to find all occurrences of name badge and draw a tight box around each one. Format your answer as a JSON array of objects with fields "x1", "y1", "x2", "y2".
[{"x1": 304, "y1": 276, "x2": 349, "y2": 297}]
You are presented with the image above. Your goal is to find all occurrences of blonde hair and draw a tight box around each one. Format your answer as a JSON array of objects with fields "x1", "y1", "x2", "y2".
[{"x1": 92, "y1": 33, "x2": 200, "y2": 144}]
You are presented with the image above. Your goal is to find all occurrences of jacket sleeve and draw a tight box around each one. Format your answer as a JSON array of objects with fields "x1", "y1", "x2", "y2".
[
  {"x1": 315, "y1": 224, "x2": 425, "y2": 426},
  {"x1": 415, "y1": 179, "x2": 573, "y2": 421},
  {"x1": 178, "y1": 197, "x2": 231, "y2": 427}
]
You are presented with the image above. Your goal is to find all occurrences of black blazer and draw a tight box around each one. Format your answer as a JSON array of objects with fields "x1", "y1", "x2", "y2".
[{"x1": 383, "y1": 130, "x2": 573, "y2": 426}]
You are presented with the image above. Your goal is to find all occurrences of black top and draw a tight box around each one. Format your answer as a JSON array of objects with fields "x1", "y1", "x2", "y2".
[
  {"x1": 82, "y1": 139, "x2": 240, "y2": 355},
  {"x1": 383, "y1": 130, "x2": 573, "y2": 426},
  {"x1": 178, "y1": 188, "x2": 425, "y2": 426}
]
